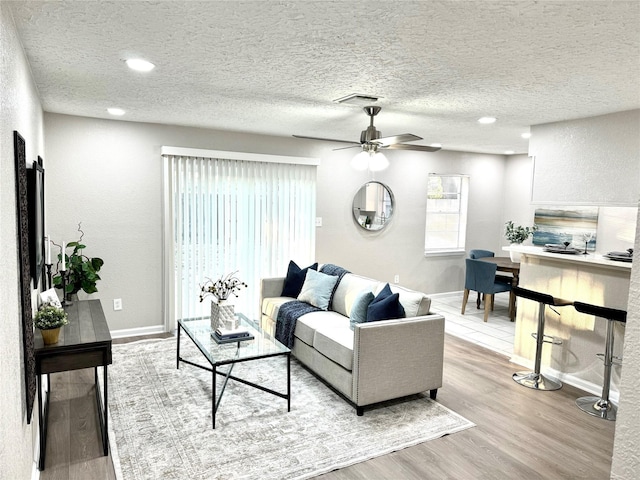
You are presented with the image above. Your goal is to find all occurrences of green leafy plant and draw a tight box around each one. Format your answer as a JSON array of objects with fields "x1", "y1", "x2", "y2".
[
  {"x1": 34, "y1": 304, "x2": 69, "y2": 330},
  {"x1": 505, "y1": 221, "x2": 538, "y2": 244},
  {"x1": 53, "y1": 223, "x2": 104, "y2": 296}
]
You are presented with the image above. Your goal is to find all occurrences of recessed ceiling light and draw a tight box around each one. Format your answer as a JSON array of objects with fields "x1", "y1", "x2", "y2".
[
  {"x1": 430, "y1": 143, "x2": 442, "y2": 148},
  {"x1": 478, "y1": 117, "x2": 497, "y2": 124},
  {"x1": 107, "y1": 108, "x2": 125, "y2": 116},
  {"x1": 505, "y1": 150, "x2": 515, "y2": 155},
  {"x1": 126, "y1": 58, "x2": 155, "y2": 72},
  {"x1": 521, "y1": 132, "x2": 532, "y2": 139}
]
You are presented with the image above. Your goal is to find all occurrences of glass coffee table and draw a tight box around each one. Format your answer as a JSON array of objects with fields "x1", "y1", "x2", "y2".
[{"x1": 176, "y1": 312, "x2": 291, "y2": 428}]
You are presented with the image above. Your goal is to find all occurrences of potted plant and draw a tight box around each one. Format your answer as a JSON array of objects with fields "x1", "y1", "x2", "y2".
[
  {"x1": 53, "y1": 223, "x2": 104, "y2": 300},
  {"x1": 505, "y1": 221, "x2": 538, "y2": 262},
  {"x1": 34, "y1": 304, "x2": 69, "y2": 345}
]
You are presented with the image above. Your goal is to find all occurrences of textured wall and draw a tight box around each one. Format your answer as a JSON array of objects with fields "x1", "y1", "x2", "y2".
[
  {"x1": 0, "y1": 3, "x2": 43, "y2": 478},
  {"x1": 529, "y1": 109, "x2": 640, "y2": 205},
  {"x1": 611, "y1": 204, "x2": 640, "y2": 478}
]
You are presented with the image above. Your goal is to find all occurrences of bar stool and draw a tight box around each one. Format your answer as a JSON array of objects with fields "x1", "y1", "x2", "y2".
[
  {"x1": 573, "y1": 301, "x2": 627, "y2": 421},
  {"x1": 512, "y1": 286, "x2": 572, "y2": 390}
]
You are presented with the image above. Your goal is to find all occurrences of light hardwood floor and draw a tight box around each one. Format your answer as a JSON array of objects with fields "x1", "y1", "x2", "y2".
[{"x1": 38, "y1": 334, "x2": 615, "y2": 480}]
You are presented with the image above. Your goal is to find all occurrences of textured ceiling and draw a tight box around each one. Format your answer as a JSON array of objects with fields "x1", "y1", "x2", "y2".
[{"x1": 6, "y1": 0, "x2": 640, "y2": 154}]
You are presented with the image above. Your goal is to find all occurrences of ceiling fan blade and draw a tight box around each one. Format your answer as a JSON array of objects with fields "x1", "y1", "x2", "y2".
[
  {"x1": 333, "y1": 144, "x2": 363, "y2": 151},
  {"x1": 372, "y1": 133, "x2": 422, "y2": 146},
  {"x1": 383, "y1": 143, "x2": 442, "y2": 152},
  {"x1": 292, "y1": 134, "x2": 360, "y2": 145}
]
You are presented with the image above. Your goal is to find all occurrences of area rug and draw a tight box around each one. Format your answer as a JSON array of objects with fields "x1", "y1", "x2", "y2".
[{"x1": 108, "y1": 337, "x2": 474, "y2": 480}]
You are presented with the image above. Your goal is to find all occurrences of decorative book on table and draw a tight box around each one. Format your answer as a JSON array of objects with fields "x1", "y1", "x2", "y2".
[{"x1": 212, "y1": 327, "x2": 254, "y2": 343}]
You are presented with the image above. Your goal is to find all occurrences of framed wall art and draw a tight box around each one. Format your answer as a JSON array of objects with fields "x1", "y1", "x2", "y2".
[{"x1": 14, "y1": 130, "x2": 36, "y2": 424}]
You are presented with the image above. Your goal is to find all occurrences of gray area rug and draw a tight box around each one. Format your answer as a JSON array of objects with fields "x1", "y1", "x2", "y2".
[{"x1": 108, "y1": 338, "x2": 474, "y2": 480}]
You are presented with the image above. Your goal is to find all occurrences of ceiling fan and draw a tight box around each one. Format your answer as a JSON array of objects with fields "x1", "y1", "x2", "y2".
[{"x1": 293, "y1": 106, "x2": 441, "y2": 154}]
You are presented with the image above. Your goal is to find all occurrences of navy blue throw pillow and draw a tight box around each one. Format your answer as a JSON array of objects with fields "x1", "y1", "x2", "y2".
[
  {"x1": 281, "y1": 261, "x2": 318, "y2": 297},
  {"x1": 367, "y1": 284, "x2": 406, "y2": 322}
]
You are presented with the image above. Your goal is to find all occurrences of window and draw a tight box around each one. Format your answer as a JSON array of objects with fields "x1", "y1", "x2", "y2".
[
  {"x1": 161, "y1": 147, "x2": 318, "y2": 331},
  {"x1": 424, "y1": 174, "x2": 469, "y2": 255}
]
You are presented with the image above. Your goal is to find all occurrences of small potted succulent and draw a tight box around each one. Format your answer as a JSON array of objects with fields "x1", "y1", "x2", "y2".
[{"x1": 34, "y1": 304, "x2": 69, "y2": 345}]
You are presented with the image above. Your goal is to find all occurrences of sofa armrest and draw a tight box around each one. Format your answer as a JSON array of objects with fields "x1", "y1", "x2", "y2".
[
  {"x1": 352, "y1": 313, "x2": 445, "y2": 407},
  {"x1": 260, "y1": 277, "x2": 285, "y2": 314},
  {"x1": 261, "y1": 277, "x2": 285, "y2": 299}
]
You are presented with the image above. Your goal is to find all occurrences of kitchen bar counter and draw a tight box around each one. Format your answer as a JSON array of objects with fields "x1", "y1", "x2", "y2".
[
  {"x1": 505, "y1": 245, "x2": 631, "y2": 399},
  {"x1": 507, "y1": 245, "x2": 632, "y2": 272}
]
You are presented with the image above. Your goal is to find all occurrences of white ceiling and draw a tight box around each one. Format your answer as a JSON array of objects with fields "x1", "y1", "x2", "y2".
[{"x1": 7, "y1": 0, "x2": 640, "y2": 154}]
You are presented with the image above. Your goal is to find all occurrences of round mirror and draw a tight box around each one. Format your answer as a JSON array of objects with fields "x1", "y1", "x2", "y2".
[{"x1": 352, "y1": 181, "x2": 395, "y2": 231}]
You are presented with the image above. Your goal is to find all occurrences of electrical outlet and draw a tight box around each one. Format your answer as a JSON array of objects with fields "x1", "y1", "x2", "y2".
[
  {"x1": 394, "y1": 275, "x2": 400, "y2": 284},
  {"x1": 315, "y1": 217, "x2": 323, "y2": 227},
  {"x1": 113, "y1": 298, "x2": 122, "y2": 311}
]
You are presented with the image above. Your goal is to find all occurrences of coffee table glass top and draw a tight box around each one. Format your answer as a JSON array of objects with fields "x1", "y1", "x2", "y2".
[{"x1": 178, "y1": 313, "x2": 289, "y2": 366}]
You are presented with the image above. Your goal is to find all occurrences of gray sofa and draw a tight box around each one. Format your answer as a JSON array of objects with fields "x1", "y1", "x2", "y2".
[{"x1": 260, "y1": 270, "x2": 445, "y2": 415}]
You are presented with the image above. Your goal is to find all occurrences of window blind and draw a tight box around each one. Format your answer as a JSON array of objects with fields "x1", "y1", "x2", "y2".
[{"x1": 162, "y1": 151, "x2": 317, "y2": 330}]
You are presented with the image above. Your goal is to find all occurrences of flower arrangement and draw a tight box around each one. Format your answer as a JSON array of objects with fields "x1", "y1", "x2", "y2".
[
  {"x1": 504, "y1": 221, "x2": 538, "y2": 244},
  {"x1": 199, "y1": 271, "x2": 247, "y2": 302},
  {"x1": 34, "y1": 304, "x2": 69, "y2": 330}
]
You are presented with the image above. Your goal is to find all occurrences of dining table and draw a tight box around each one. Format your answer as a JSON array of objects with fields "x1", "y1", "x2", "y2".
[{"x1": 477, "y1": 256, "x2": 520, "y2": 321}]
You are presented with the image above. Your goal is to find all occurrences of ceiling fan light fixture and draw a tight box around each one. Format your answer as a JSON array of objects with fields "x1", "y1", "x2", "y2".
[
  {"x1": 368, "y1": 151, "x2": 389, "y2": 171},
  {"x1": 351, "y1": 151, "x2": 370, "y2": 171}
]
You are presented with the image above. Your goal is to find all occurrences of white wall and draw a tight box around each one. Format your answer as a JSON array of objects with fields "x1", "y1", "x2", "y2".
[
  {"x1": 316, "y1": 148, "x2": 509, "y2": 294},
  {"x1": 530, "y1": 109, "x2": 640, "y2": 206},
  {"x1": 0, "y1": 4, "x2": 44, "y2": 477},
  {"x1": 44, "y1": 114, "x2": 512, "y2": 333},
  {"x1": 611, "y1": 204, "x2": 640, "y2": 478}
]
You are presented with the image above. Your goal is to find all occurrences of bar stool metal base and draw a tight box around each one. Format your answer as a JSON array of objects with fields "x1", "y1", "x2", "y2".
[
  {"x1": 512, "y1": 371, "x2": 562, "y2": 391},
  {"x1": 576, "y1": 396, "x2": 617, "y2": 421}
]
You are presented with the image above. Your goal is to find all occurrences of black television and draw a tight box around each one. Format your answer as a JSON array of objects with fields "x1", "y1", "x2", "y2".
[{"x1": 26, "y1": 158, "x2": 44, "y2": 289}]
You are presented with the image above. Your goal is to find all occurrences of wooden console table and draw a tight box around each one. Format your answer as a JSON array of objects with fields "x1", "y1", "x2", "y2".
[{"x1": 34, "y1": 299, "x2": 112, "y2": 470}]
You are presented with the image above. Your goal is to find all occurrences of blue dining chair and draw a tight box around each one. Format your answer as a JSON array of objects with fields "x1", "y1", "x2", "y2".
[
  {"x1": 468, "y1": 250, "x2": 511, "y2": 308},
  {"x1": 469, "y1": 249, "x2": 495, "y2": 260},
  {"x1": 461, "y1": 258, "x2": 512, "y2": 322}
]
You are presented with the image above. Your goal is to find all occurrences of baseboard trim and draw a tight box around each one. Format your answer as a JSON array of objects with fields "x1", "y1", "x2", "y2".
[
  {"x1": 509, "y1": 354, "x2": 619, "y2": 403},
  {"x1": 429, "y1": 290, "x2": 464, "y2": 300},
  {"x1": 110, "y1": 325, "x2": 166, "y2": 339}
]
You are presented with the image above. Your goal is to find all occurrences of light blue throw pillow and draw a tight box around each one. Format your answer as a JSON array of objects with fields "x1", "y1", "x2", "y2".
[
  {"x1": 350, "y1": 290, "x2": 375, "y2": 330},
  {"x1": 297, "y1": 269, "x2": 339, "y2": 310}
]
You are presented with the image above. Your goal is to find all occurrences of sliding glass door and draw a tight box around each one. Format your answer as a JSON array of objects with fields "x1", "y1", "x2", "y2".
[{"x1": 162, "y1": 148, "x2": 317, "y2": 331}]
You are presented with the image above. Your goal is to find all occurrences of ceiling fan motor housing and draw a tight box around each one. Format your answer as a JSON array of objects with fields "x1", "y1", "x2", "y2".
[{"x1": 361, "y1": 125, "x2": 382, "y2": 143}]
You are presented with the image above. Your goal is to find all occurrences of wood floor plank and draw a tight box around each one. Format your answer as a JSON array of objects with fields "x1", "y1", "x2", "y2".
[{"x1": 38, "y1": 333, "x2": 614, "y2": 480}]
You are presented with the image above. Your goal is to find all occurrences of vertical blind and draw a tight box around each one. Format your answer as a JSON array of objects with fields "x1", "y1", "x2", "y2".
[{"x1": 163, "y1": 151, "x2": 317, "y2": 330}]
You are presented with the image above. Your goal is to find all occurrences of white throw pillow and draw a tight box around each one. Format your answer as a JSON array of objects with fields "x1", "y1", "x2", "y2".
[{"x1": 297, "y1": 269, "x2": 339, "y2": 310}]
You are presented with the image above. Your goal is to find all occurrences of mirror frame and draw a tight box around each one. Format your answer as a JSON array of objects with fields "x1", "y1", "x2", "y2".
[{"x1": 352, "y1": 181, "x2": 395, "y2": 231}]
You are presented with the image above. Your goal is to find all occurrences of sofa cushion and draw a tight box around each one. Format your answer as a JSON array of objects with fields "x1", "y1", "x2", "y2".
[
  {"x1": 373, "y1": 283, "x2": 432, "y2": 317},
  {"x1": 297, "y1": 269, "x2": 339, "y2": 310},
  {"x1": 261, "y1": 296, "x2": 295, "y2": 319},
  {"x1": 294, "y1": 310, "x2": 347, "y2": 346},
  {"x1": 281, "y1": 261, "x2": 318, "y2": 297},
  {"x1": 367, "y1": 284, "x2": 406, "y2": 322},
  {"x1": 331, "y1": 273, "x2": 381, "y2": 317},
  {"x1": 349, "y1": 290, "x2": 374, "y2": 330},
  {"x1": 313, "y1": 324, "x2": 354, "y2": 371}
]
